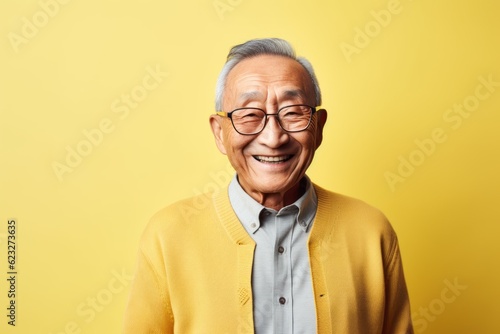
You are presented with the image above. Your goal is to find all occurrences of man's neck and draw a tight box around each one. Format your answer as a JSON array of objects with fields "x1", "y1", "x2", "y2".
[{"x1": 240, "y1": 177, "x2": 307, "y2": 211}]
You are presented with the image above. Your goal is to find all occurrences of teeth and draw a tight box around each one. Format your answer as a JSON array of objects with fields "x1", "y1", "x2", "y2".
[{"x1": 254, "y1": 155, "x2": 291, "y2": 162}]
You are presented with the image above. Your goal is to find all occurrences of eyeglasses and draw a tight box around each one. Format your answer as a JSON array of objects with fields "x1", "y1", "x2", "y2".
[{"x1": 216, "y1": 104, "x2": 317, "y2": 135}]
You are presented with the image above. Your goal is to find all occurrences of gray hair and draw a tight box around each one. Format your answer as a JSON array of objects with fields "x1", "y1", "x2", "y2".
[{"x1": 215, "y1": 38, "x2": 322, "y2": 111}]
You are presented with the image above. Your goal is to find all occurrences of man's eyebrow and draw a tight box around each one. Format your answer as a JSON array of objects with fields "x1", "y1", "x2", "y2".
[
  {"x1": 237, "y1": 91, "x2": 264, "y2": 104},
  {"x1": 282, "y1": 89, "x2": 307, "y2": 100},
  {"x1": 238, "y1": 90, "x2": 264, "y2": 105}
]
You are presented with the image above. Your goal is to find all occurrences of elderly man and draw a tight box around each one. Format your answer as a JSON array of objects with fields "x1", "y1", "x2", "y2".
[{"x1": 124, "y1": 38, "x2": 413, "y2": 333}]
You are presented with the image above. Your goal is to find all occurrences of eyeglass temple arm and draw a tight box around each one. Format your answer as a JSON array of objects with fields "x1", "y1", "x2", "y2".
[{"x1": 216, "y1": 111, "x2": 229, "y2": 117}]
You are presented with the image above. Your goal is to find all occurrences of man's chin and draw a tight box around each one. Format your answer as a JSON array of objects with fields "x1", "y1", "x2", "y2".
[{"x1": 248, "y1": 179, "x2": 295, "y2": 196}]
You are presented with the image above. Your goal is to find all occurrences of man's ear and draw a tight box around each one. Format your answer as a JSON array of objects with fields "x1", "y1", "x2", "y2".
[
  {"x1": 315, "y1": 109, "x2": 328, "y2": 149},
  {"x1": 209, "y1": 115, "x2": 227, "y2": 155}
]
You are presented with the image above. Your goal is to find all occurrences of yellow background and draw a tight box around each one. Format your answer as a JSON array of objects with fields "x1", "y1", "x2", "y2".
[{"x1": 1, "y1": 0, "x2": 499, "y2": 333}]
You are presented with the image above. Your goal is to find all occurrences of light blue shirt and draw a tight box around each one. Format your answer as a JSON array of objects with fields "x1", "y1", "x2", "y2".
[{"x1": 228, "y1": 175, "x2": 317, "y2": 334}]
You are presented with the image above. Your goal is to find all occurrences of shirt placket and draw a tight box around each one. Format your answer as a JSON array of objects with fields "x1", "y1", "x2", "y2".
[{"x1": 273, "y1": 207, "x2": 297, "y2": 334}]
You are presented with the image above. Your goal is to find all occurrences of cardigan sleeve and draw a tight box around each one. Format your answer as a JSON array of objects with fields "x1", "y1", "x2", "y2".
[
  {"x1": 122, "y1": 244, "x2": 174, "y2": 333},
  {"x1": 382, "y1": 231, "x2": 414, "y2": 334}
]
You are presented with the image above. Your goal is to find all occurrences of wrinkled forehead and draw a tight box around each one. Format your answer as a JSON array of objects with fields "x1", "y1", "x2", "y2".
[
  {"x1": 237, "y1": 89, "x2": 308, "y2": 103},
  {"x1": 224, "y1": 55, "x2": 315, "y2": 107}
]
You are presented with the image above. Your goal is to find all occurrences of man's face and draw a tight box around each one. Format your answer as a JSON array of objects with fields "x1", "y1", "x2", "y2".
[{"x1": 210, "y1": 54, "x2": 327, "y2": 204}]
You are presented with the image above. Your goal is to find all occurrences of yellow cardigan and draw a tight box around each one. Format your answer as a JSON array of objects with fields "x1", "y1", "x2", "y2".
[{"x1": 123, "y1": 184, "x2": 413, "y2": 333}]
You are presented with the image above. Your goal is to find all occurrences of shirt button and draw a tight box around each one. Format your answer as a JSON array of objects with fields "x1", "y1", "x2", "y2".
[
  {"x1": 279, "y1": 297, "x2": 286, "y2": 305},
  {"x1": 250, "y1": 223, "x2": 257, "y2": 228},
  {"x1": 278, "y1": 246, "x2": 285, "y2": 254}
]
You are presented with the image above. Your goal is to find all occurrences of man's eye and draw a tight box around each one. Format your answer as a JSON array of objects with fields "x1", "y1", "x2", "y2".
[
  {"x1": 238, "y1": 110, "x2": 263, "y2": 119},
  {"x1": 242, "y1": 113, "x2": 260, "y2": 118},
  {"x1": 282, "y1": 109, "x2": 305, "y2": 118}
]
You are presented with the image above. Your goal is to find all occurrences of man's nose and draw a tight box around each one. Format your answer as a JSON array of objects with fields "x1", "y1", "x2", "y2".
[{"x1": 257, "y1": 115, "x2": 289, "y2": 147}]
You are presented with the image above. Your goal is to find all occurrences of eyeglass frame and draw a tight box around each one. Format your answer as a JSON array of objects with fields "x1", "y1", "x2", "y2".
[{"x1": 216, "y1": 104, "x2": 319, "y2": 135}]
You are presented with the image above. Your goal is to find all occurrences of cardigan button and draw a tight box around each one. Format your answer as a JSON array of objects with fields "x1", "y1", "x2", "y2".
[{"x1": 279, "y1": 297, "x2": 286, "y2": 305}]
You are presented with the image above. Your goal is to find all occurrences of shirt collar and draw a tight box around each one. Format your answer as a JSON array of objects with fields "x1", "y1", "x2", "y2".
[{"x1": 228, "y1": 174, "x2": 317, "y2": 234}]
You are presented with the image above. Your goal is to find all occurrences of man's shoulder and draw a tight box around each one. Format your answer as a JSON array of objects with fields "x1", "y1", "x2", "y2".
[
  {"x1": 313, "y1": 183, "x2": 395, "y2": 236},
  {"x1": 313, "y1": 183, "x2": 385, "y2": 215},
  {"x1": 141, "y1": 192, "x2": 219, "y2": 239}
]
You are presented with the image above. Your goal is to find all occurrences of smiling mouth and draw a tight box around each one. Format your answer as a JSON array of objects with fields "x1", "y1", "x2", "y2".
[{"x1": 253, "y1": 155, "x2": 293, "y2": 163}]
